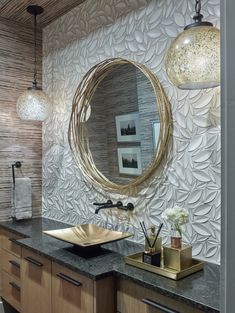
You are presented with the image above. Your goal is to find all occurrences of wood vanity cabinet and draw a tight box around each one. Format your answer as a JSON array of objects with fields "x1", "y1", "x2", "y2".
[
  {"x1": 0, "y1": 229, "x2": 23, "y2": 312},
  {"x1": 1, "y1": 230, "x2": 22, "y2": 258},
  {"x1": 0, "y1": 228, "x2": 205, "y2": 313},
  {"x1": 2, "y1": 271, "x2": 21, "y2": 312},
  {"x1": 52, "y1": 263, "x2": 93, "y2": 313},
  {"x1": 52, "y1": 263, "x2": 114, "y2": 313},
  {"x1": 21, "y1": 248, "x2": 51, "y2": 313},
  {"x1": 1, "y1": 236, "x2": 114, "y2": 313},
  {"x1": 117, "y1": 278, "x2": 204, "y2": 313},
  {"x1": 21, "y1": 248, "x2": 114, "y2": 313}
]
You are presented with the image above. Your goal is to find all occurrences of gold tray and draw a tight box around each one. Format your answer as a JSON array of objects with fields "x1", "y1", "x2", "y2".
[{"x1": 125, "y1": 252, "x2": 204, "y2": 280}]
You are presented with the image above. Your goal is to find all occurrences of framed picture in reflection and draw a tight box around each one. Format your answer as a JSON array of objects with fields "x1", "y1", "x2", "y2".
[
  {"x1": 117, "y1": 147, "x2": 142, "y2": 176},
  {"x1": 115, "y1": 112, "x2": 140, "y2": 142}
]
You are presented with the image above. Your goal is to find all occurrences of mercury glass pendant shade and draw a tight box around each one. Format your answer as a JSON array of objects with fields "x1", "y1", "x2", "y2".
[
  {"x1": 17, "y1": 87, "x2": 51, "y2": 121},
  {"x1": 17, "y1": 5, "x2": 51, "y2": 121},
  {"x1": 165, "y1": 0, "x2": 220, "y2": 90},
  {"x1": 165, "y1": 26, "x2": 220, "y2": 90}
]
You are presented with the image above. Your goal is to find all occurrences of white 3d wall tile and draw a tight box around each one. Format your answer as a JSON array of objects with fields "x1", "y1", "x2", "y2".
[{"x1": 43, "y1": 0, "x2": 221, "y2": 263}]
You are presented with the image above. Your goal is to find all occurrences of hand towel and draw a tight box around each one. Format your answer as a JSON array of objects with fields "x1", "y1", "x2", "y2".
[{"x1": 12, "y1": 178, "x2": 32, "y2": 220}]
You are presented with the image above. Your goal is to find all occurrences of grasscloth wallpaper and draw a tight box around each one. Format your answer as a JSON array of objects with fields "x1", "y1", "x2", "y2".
[
  {"x1": 0, "y1": 18, "x2": 42, "y2": 220},
  {"x1": 43, "y1": 0, "x2": 221, "y2": 263}
]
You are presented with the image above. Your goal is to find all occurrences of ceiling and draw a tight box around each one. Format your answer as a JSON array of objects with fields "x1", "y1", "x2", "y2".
[{"x1": 0, "y1": 0, "x2": 86, "y2": 27}]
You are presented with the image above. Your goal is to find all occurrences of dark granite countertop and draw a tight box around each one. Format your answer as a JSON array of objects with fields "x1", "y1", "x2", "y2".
[{"x1": 0, "y1": 218, "x2": 220, "y2": 313}]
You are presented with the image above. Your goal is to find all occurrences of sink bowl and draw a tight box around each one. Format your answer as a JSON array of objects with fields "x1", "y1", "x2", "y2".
[{"x1": 43, "y1": 224, "x2": 133, "y2": 248}]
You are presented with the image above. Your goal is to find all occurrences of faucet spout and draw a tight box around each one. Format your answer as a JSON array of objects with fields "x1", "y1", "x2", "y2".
[{"x1": 95, "y1": 206, "x2": 105, "y2": 214}]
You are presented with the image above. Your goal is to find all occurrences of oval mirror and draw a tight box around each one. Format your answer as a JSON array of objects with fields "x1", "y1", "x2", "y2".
[{"x1": 69, "y1": 58, "x2": 172, "y2": 195}]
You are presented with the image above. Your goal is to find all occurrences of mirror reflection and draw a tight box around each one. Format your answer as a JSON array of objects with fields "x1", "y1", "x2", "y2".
[{"x1": 86, "y1": 63, "x2": 160, "y2": 185}]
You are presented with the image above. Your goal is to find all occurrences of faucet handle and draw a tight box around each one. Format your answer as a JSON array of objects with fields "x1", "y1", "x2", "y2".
[
  {"x1": 126, "y1": 202, "x2": 134, "y2": 211},
  {"x1": 117, "y1": 202, "x2": 134, "y2": 211},
  {"x1": 116, "y1": 201, "x2": 123, "y2": 207}
]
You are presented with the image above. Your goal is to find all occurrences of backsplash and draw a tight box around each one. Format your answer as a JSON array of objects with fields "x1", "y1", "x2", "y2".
[{"x1": 43, "y1": 0, "x2": 221, "y2": 263}]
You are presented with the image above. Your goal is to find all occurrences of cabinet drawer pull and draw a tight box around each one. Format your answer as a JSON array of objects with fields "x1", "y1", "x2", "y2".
[
  {"x1": 56, "y1": 272, "x2": 82, "y2": 287},
  {"x1": 24, "y1": 256, "x2": 43, "y2": 267},
  {"x1": 9, "y1": 282, "x2": 21, "y2": 292},
  {"x1": 142, "y1": 298, "x2": 180, "y2": 313},
  {"x1": 9, "y1": 260, "x2": 20, "y2": 268}
]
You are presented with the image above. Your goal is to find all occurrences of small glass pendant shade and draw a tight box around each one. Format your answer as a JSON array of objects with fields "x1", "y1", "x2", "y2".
[
  {"x1": 17, "y1": 88, "x2": 51, "y2": 121},
  {"x1": 165, "y1": 26, "x2": 220, "y2": 90},
  {"x1": 16, "y1": 5, "x2": 51, "y2": 121}
]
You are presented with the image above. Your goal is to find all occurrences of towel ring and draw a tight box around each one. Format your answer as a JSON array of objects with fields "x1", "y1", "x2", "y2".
[{"x1": 12, "y1": 161, "x2": 22, "y2": 185}]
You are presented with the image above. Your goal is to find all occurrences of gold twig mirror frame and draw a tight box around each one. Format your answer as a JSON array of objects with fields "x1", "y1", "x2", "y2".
[{"x1": 68, "y1": 58, "x2": 172, "y2": 195}]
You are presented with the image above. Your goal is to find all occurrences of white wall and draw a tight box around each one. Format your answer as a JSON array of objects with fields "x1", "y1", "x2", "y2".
[{"x1": 43, "y1": 0, "x2": 220, "y2": 263}]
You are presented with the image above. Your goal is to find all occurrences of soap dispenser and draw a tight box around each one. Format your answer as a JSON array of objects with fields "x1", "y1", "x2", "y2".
[{"x1": 145, "y1": 226, "x2": 162, "y2": 252}]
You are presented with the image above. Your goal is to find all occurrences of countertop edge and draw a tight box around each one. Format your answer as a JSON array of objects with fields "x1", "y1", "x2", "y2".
[{"x1": 0, "y1": 223, "x2": 29, "y2": 237}]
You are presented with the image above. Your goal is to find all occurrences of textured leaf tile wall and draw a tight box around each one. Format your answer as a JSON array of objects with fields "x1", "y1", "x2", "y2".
[{"x1": 43, "y1": 0, "x2": 221, "y2": 263}]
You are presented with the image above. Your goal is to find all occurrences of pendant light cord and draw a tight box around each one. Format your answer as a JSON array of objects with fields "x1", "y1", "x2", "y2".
[
  {"x1": 33, "y1": 11, "x2": 37, "y2": 87},
  {"x1": 195, "y1": 0, "x2": 201, "y2": 15},
  {"x1": 193, "y1": 0, "x2": 203, "y2": 22},
  {"x1": 25, "y1": 5, "x2": 43, "y2": 90}
]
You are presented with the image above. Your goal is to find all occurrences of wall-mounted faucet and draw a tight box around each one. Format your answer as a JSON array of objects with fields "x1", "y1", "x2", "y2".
[{"x1": 93, "y1": 200, "x2": 134, "y2": 214}]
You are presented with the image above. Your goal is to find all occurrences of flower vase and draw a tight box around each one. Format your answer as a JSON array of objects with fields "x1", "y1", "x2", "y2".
[{"x1": 170, "y1": 227, "x2": 182, "y2": 249}]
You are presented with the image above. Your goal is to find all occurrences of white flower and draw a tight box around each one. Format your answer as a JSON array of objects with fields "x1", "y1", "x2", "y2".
[{"x1": 161, "y1": 206, "x2": 189, "y2": 226}]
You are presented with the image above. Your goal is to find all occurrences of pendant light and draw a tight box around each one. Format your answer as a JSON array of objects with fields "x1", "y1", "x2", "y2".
[
  {"x1": 165, "y1": 0, "x2": 220, "y2": 90},
  {"x1": 17, "y1": 5, "x2": 51, "y2": 121}
]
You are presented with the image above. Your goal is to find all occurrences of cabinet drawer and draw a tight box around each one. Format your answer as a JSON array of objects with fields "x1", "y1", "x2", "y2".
[
  {"x1": 21, "y1": 248, "x2": 51, "y2": 313},
  {"x1": 2, "y1": 251, "x2": 21, "y2": 280},
  {"x1": 2, "y1": 230, "x2": 23, "y2": 257},
  {"x1": 52, "y1": 262, "x2": 93, "y2": 313},
  {"x1": 117, "y1": 278, "x2": 204, "y2": 313},
  {"x1": 2, "y1": 271, "x2": 21, "y2": 312}
]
